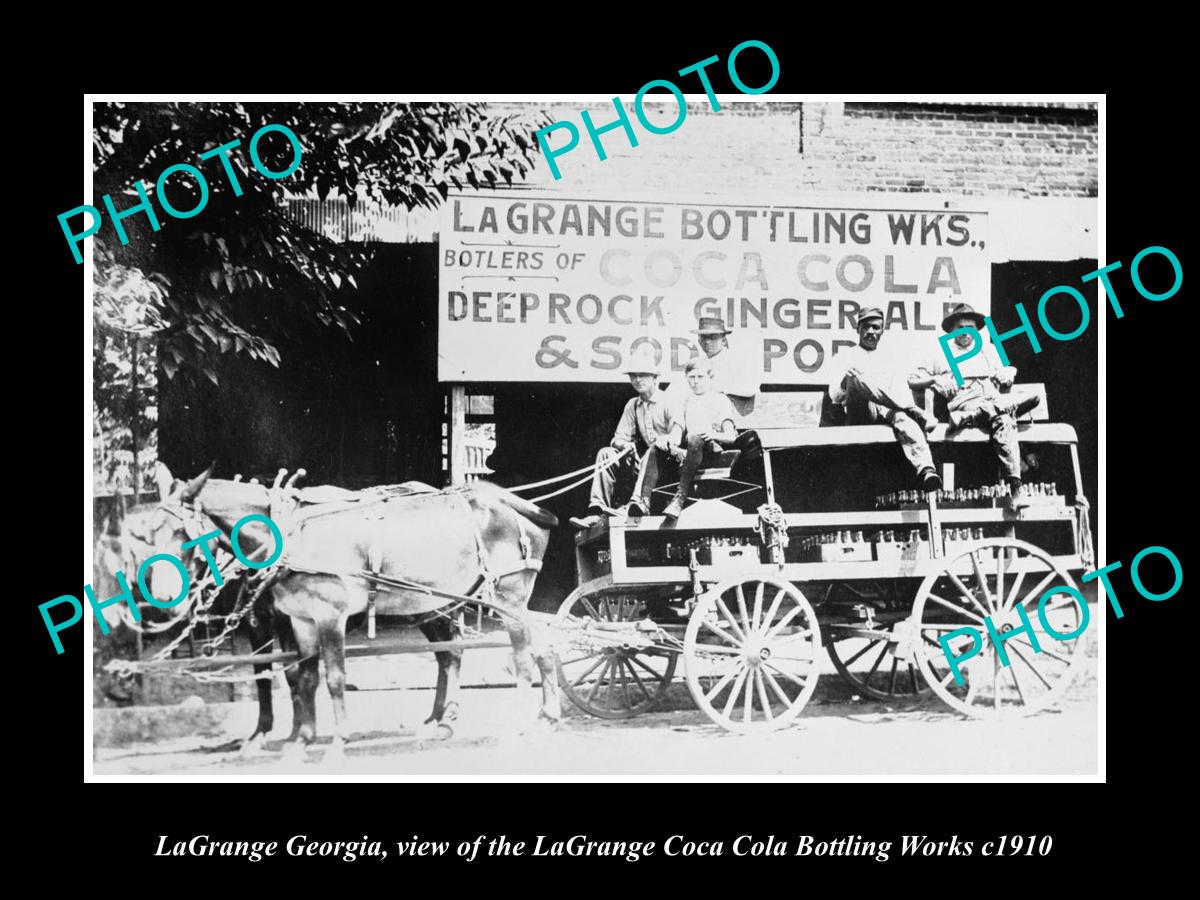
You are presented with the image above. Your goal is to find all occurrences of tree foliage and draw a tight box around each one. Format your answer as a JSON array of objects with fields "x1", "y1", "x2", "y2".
[
  {"x1": 90, "y1": 101, "x2": 546, "y2": 494},
  {"x1": 91, "y1": 101, "x2": 548, "y2": 384}
]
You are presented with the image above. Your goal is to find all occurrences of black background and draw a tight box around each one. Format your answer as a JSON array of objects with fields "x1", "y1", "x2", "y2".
[{"x1": 22, "y1": 22, "x2": 1189, "y2": 886}]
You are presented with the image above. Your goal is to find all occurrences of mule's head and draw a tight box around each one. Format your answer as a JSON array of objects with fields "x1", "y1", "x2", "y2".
[{"x1": 118, "y1": 463, "x2": 216, "y2": 609}]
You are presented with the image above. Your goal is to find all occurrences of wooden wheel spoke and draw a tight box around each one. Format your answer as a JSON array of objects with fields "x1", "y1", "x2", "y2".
[
  {"x1": 764, "y1": 659, "x2": 807, "y2": 689},
  {"x1": 947, "y1": 572, "x2": 992, "y2": 620},
  {"x1": 559, "y1": 652, "x2": 603, "y2": 668},
  {"x1": 704, "y1": 663, "x2": 744, "y2": 703},
  {"x1": 758, "y1": 588, "x2": 785, "y2": 637},
  {"x1": 970, "y1": 550, "x2": 997, "y2": 614},
  {"x1": 722, "y1": 669, "x2": 749, "y2": 719},
  {"x1": 866, "y1": 641, "x2": 890, "y2": 681},
  {"x1": 617, "y1": 659, "x2": 632, "y2": 709},
  {"x1": 629, "y1": 654, "x2": 670, "y2": 681},
  {"x1": 1011, "y1": 636, "x2": 1072, "y2": 665},
  {"x1": 841, "y1": 639, "x2": 882, "y2": 668},
  {"x1": 763, "y1": 669, "x2": 792, "y2": 706},
  {"x1": 1015, "y1": 571, "x2": 1057, "y2": 612},
  {"x1": 701, "y1": 617, "x2": 744, "y2": 649},
  {"x1": 1009, "y1": 642, "x2": 1053, "y2": 691},
  {"x1": 585, "y1": 660, "x2": 612, "y2": 703},
  {"x1": 888, "y1": 656, "x2": 899, "y2": 694},
  {"x1": 908, "y1": 662, "x2": 919, "y2": 694},
  {"x1": 1008, "y1": 655, "x2": 1026, "y2": 705},
  {"x1": 924, "y1": 592, "x2": 987, "y2": 626},
  {"x1": 754, "y1": 670, "x2": 774, "y2": 721},
  {"x1": 995, "y1": 548, "x2": 1008, "y2": 617},
  {"x1": 751, "y1": 582, "x2": 765, "y2": 634},
  {"x1": 1002, "y1": 565, "x2": 1028, "y2": 614},
  {"x1": 571, "y1": 655, "x2": 607, "y2": 688},
  {"x1": 735, "y1": 585, "x2": 753, "y2": 636},
  {"x1": 623, "y1": 658, "x2": 650, "y2": 701},
  {"x1": 579, "y1": 597, "x2": 602, "y2": 620},
  {"x1": 742, "y1": 671, "x2": 755, "y2": 723},
  {"x1": 765, "y1": 602, "x2": 805, "y2": 642},
  {"x1": 714, "y1": 596, "x2": 748, "y2": 642}
]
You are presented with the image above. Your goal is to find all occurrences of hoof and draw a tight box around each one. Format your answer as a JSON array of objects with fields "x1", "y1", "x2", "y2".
[
  {"x1": 280, "y1": 740, "x2": 309, "y2": 762},
  {"x1": 416, "y1": 719, "x2": 455, "y2": 742},
  {"x1": 239, "y1": 733, "x2": 269, "y2": 757}
]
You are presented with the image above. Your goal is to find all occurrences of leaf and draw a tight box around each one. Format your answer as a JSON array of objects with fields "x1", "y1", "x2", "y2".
[
  {"x1": 209, "y1": 270, "x2": 220, "y2": 289},
  {"x1": 202, "y1": 366, "x2": 220, "y2": 386},
  {"x1": 163, "y1": 357, "x2": 179, "y2": 379}
]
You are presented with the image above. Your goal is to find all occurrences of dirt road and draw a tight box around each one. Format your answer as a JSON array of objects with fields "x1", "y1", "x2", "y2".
[{"x1": 92, "y1": 651, "x2": 1098, "y2": 779}]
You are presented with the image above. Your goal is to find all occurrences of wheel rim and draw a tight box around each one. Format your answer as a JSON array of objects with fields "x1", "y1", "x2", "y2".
[
  {"x1": 912, "y1": 538, "x2": 1089, "y2": 719},
  {"x1": 683, "y1": 577, "x2": 821, "y2": 733},
  {"x1": 555, "y1": 591, "x2": 677, "y2": 719}
]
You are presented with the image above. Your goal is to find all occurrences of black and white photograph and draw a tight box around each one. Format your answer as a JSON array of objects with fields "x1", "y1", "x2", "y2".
[{"x1": 78, "y1": 92, "x2": 1107, "y2": 780}]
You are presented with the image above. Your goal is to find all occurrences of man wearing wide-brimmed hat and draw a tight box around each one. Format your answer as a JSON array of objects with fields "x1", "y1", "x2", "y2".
[
  {"x1": 570, "y1": 345, "x2": 675, "y2": 529},
  {"x1": 663, "y1": 314, "x2": 765, "y2": 489},
  {"x1": 826, "y1": 305, "x2": 942, "y2": 493},
  {"x1": 909, "y1": 302, "x2": 1041, "y2": 508}
]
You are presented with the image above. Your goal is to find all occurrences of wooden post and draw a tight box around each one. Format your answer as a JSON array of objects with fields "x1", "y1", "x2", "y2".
[{"x1": 449, "y1": 385, "x2": 467, "y2": 486}]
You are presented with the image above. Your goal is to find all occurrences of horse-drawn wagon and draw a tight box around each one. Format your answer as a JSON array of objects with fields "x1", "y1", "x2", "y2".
[{"x1": 555, "y1": 386, "x2": 1095, "y2": 731}]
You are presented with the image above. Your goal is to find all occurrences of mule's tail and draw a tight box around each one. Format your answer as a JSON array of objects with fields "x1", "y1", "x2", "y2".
[{"x1": 469, "y1": 481, "x2": 560, "y2": 528}]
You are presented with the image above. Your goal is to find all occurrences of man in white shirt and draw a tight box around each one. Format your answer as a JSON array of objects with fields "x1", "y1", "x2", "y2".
[
  {"x1": 826, "y1": 306, "x2": 942, "y2": 493},
  {"x1": 570, "y1": 346, "x2": 674, "y2": 529},
  {"x1": 908, "y1": 303, "x2": 1041, "y2": 508},
  {"x1": 663, "y1": 316, "x2": 765, "y2": 489},
  {"x1": 660, "y1": 357, "x2": 740, "y2": 519}
]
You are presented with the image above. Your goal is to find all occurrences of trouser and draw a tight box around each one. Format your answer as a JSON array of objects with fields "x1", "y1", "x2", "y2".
[
  {"x1": 728, "y1": 429, "x2": 764, "y2": 486},
  {"x1": 587, "y1": 446, "x2": 642, "y2": 510},
  {"x1": 675, "y1": 434, "x2": 728, "y2": 499},
  {"x1": 846, "y1": 393, "x2": 934, "y2": 475},
  {"x1": 636, "y1": 447, "x2": 680, "y2": 506},
  {"x1": 950, "y1": 399, "x2": 1022, "y2": 482}
]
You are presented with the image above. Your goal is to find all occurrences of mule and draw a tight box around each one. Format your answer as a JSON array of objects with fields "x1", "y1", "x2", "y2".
[
  {"x1": 150, "y1": 468, "x2": 563, "y2": 761},
  {"x1": 112, "y1": 467, "x2": 293, "y2": 745}
]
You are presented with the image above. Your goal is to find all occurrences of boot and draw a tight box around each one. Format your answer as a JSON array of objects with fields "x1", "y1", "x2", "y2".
[{"x1": 662, "y1": 493, "x2": 686, "y2": 520}]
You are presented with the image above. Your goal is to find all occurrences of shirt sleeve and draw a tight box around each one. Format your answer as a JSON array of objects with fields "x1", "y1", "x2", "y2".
[
  {"x1": 611, "y1": 399, "x2": 637, "y2": 447},
  {"x1": 722, "y1": 348, "x2": 761, "y2": 398},
  {"x1": 717, "y1": 393, "x2": 738, "y2": 427},
  {"x1": 826, "y1": 351, "x2": 849, "y2": 405},
  {"x1": 912, "y1": 353, "x2": 958, "y2": 398}
]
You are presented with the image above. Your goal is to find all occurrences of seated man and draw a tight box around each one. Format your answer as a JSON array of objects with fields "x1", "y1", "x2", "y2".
[
  {"x1": 663, "y1": 315, "x2": 765, "y2": 489},
  {"x1": 571, "y1": 347, "x2": 674, "y2": 529},
  {"x1": 826, "y1": 306, "x2": 942, "y2": 493},
  {"x1": 908, "y1": 302, "x2": 1041, "y2": 509},
  {"x1": 660, "y1": 357, "x2": 740, "y2": 520}
]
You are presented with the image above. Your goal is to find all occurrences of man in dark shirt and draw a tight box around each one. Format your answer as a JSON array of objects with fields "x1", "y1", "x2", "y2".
[{"x1": 571, "y1": 346, "x2": 674, "y2": 529}]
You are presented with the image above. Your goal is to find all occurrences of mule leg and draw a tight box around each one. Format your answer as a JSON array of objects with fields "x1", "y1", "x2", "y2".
[
  {"x1": 503, "y1": 617, "x2": 550, "y2": 733},
  {"x1": 316, "y1": 613, "x2": 351, "y2": 766},
  {"x1": 527, "y1": 619, "x2": 563, "y2": 725},
  {"x1": 282, "y1": 618, "x2": 321, "y2": 760},
  {"x1": 417, "y1": 617, "x2": 461, "y2": 740}
]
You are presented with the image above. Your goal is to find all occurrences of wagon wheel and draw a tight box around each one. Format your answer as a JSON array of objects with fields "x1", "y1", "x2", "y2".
[
  {"x1": 555, "y1": 590, "x2": 677, "y2": 719},
  {"x1": 683, "y1": 576, "x2": 821, "y2": 733},
  {"x1": 825, "y1": 583, "x2": 931, "y2": 702},
  {"x1": 911, "y1": 538, "x2": 1090, "y2": 719}
]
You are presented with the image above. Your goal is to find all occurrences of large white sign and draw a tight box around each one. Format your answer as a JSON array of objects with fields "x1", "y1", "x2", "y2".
[{"x1": 438, "y1": 193, "x2": 989, "y2": 384}]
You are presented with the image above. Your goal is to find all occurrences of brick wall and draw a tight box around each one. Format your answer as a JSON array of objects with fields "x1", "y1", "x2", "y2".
[
  {"x1": 800, "y1": 102, "x2": 1097, "y2": 198},
  {"x1": 316, "y1": 101, "x2": 1097, "y2": 239}
]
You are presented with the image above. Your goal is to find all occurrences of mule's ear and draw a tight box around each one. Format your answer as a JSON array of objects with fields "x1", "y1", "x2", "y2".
[
  {"x1": 155, "y1": 462, "x2": 174, "y2": 501},
  {"x1": 179, "y1": 462, "x2": 216, "y2": 502}
]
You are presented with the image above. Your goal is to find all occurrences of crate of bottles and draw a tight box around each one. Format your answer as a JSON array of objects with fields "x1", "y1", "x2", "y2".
[
  {"x1": 875, "y1": 480, "x2": 1064, "y2": 510},
  {"x1": 797, "y1": 531, "x2": 873, "y2": 563},
  {"x1": 872, "y1": 529, "x2": 932, "y2": 562}
]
